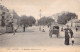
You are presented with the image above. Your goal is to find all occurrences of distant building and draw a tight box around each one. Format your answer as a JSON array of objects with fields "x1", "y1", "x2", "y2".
[{"x1": 66, "y1": 19, "x2": 80, "y2": 28}]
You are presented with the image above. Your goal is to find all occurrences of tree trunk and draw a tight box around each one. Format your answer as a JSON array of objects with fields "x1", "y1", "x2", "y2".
[{"x1": 23, "y1": 24, "x2": 25, "y2": 32}]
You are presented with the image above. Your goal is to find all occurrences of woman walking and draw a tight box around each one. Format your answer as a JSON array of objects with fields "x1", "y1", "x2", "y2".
[
  {"x1": 65, "y1": 30, "x2": 70, "y2": 45},
  {"x1": 64, "y1": 25, "x2": 70, "y2": 45}
]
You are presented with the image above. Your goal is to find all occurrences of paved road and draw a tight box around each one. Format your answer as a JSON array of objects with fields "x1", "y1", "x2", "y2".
[{"x1": 0, "y1": 26, "x2": 80, "y2": 47}]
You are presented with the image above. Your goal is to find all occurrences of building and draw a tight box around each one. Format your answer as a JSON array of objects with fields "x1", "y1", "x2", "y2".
[
  {"x1": 0, "y1": 5, "x2": 18, "y2": 33},
  {"x1": 66, "y1": 19, "x2": 80, "y2": 28}
]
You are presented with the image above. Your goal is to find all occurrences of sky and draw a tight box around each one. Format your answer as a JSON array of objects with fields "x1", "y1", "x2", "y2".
[{"x1": 1, "y1": 0, "x2": 80, "y2": 19}]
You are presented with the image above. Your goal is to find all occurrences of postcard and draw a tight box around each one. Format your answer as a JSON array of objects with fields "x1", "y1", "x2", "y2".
[{"x1": 0, "y1": 0, "x2": 80, "y2": 52}]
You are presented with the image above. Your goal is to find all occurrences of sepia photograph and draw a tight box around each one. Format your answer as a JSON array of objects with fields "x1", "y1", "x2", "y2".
[{"x1": 0, "y1": 0, "x2": 80, "y2": 52}]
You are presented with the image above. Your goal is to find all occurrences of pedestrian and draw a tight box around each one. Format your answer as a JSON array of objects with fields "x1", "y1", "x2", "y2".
[
  {"x1": 71, "y1": 36, "x2": 74, "y2": 46},
  {"x1": 61, "y1": 27, "x2": 63, "y2": 31},
  {"x1": 49, "y1": 27, "x2": 52, "y2": 38},
  {"x1": 64, "y1": 25, "x2": 70, "y2": 45},
  {"x1": 76, "y1": 27, "x2": 78, "y2": 32},
  {"x1": 64, "y1": 29, "x2": 70, "y2": 45},
  {"x1": 23, "y1": 24, "x2": 25, "y2": 32},
  {"x1": 12, "y1": 22, "x2": 17, "y2": 35},
  {"x1": 42, "y1": 27, "x2": 45, "y2": 32},
  {"x1": 11, "y1": 23, "x2": 15, "y2": 35},
  {"x1": 69, "y1": 29, "x2": 73, "y2": 38},
  {"x1": 13, "y1": 26, "x2": 16, "y2": 35}
]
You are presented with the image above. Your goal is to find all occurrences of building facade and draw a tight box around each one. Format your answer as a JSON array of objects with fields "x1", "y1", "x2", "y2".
[{"x1": 0, "y1": 5, "x2": 18, "y2": 33}]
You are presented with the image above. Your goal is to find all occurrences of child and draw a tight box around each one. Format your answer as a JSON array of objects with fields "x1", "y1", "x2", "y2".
[{"x1": 71, "y1": 36, "x2": 74, "y2": 46}]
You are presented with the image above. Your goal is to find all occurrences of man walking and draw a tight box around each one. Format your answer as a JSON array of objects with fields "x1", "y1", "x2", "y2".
[{"x1": 69, "y1": 29, "x2": 73, "y2": 38}]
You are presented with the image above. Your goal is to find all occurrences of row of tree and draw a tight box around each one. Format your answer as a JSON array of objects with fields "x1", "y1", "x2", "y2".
[
  {"x1": 19, "y1": 11, "x2": 78, "y2": 28},
  {"x1": 19, "y1": 16, "x2": 55, "y2": 27},
  {"x1": 19, "y1": 15, "x2": 54, "y2": 32}
]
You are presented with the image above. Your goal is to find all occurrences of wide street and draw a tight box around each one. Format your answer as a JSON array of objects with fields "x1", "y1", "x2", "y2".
[{"x1": 0, "y1": 26, "x2": 80, "y2": 47}]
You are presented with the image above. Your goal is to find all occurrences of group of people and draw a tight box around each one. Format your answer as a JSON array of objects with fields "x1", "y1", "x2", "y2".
[{"x1": 64, "y1": 26, "x2": 74, "y2": 45}]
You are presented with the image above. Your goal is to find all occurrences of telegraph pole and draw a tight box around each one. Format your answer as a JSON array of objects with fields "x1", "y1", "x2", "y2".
[
  {"x1": 39, "y1": 9, "x2": 41, "y2": 31},
  {"x1": 71, "y1": 17, "x2": 72, "y2": 27}
]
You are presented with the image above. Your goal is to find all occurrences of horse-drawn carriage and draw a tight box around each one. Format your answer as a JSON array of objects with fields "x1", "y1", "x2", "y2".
[{"x1": 49, "y1": 25, "x2": 59, "y2": 38}]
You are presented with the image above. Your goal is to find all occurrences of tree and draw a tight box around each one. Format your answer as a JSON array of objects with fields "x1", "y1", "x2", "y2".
[
  {"x1": 38, "y1": 16, "x2": 46, "y2": 25},
  {"x1": 57, "y1": 12, "x2": 78, "y2": 25},
  {"x1": 20, "y1": 15, "x2": 28, "y2": 32},
  {"x1": 38, "y1": 16, "x2": 54, "y2": 26},
  {"x1": 28, "y1": 16, "x2": 36, "y2": 26},
  {"x1": 46, "y1": 17, "x2": 55, "y2": 26},
  {"x1": 20, "y1": 15, "x2": 36, "y2": 32}
]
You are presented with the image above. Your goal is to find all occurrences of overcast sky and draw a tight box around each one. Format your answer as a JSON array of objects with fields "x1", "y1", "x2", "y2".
[{"x1": 1, "y1": 0, "x2": 80, "y2": 19}]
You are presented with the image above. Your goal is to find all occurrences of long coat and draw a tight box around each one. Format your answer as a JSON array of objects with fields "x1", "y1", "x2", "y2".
[{"x1": 64, "y1": 28, "x2": 70, "y2": 45}]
